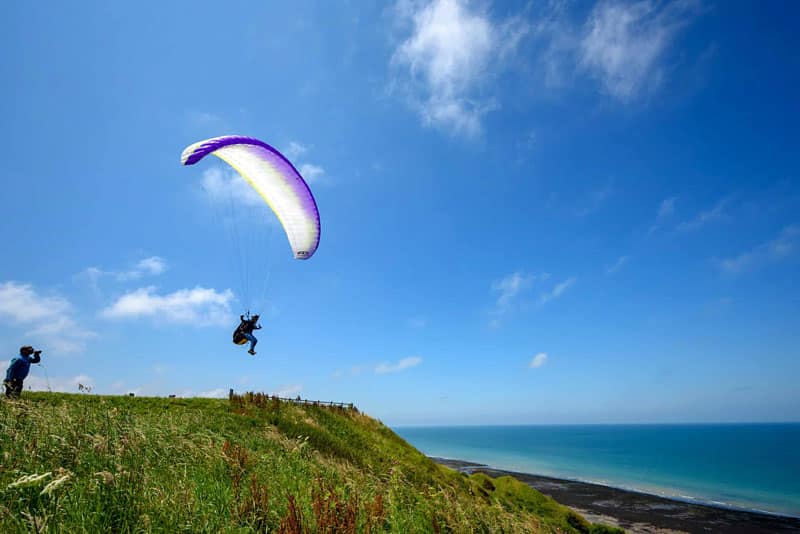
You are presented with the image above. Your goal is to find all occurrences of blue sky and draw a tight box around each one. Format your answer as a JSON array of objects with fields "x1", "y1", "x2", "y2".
[{"x1": 1, "y1": 0, "x2": 798, "y2": 425}]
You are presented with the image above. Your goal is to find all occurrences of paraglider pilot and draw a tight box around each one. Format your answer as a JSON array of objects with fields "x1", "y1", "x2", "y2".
[
  {"x1": 4, "y1": 346, "x2": 41, "y2": 399},
  {"x1": 237, "y1": 314, "x2": 262, "y2": 355}
]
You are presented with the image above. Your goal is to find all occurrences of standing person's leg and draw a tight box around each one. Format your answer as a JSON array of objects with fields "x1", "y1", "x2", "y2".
[{"x1": 6, "y1": 379, "x2": 22, "y2": 399}]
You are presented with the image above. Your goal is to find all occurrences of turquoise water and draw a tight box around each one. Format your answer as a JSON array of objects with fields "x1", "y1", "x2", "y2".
[{"x1": 394, "y1": 424, "x2": 800, "y2": 517}]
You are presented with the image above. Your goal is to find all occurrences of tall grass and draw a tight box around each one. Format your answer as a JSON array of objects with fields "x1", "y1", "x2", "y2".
[{"x1": 0, "y1": 392, "x2": 622, "y2": 533}]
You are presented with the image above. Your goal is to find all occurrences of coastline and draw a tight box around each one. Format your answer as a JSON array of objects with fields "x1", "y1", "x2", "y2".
[{"x1": 432, "y1": 457, "x2": 800, "y2": 534}]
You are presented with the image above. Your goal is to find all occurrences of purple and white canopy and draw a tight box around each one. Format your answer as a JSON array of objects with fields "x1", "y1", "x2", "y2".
[{"x1": 181, "y1": 135, "x2": 320, "y2": 260}]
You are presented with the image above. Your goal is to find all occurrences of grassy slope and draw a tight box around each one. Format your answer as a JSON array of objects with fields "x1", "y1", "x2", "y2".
[{"x1": 0, "y1": 392, "x2": 622, "y2": 533}]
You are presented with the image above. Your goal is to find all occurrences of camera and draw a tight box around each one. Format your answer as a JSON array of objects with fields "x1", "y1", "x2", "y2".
[{"x1": 34, "y1": 350, "x2": 42, "y2": 356}]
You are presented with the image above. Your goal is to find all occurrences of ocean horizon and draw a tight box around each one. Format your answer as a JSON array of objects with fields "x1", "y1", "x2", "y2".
[{"x1": 393, "y1": 423, "x2": 800, "y2": 518}]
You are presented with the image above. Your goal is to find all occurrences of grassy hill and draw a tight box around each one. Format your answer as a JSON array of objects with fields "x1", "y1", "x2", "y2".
[{"x1": 0, "y1": 391, "x2": 622, "y2": 533}]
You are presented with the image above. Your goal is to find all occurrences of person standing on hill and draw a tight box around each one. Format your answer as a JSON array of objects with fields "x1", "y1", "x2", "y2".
[{"x1": 4, "y1": 346, "x2": 41, "y2": 399}]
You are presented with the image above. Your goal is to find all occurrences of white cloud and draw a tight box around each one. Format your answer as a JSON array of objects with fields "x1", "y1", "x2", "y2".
[
  {"x1": 529, "y1": 352, "x2": 548, "y2": 369},
  {"x1": 676, "y1": 198, "x2": 728, "y2": 232},
  {"x1": 283, "y1": 141, "x2": 308, "y2": 160},
  {"x1": 391, "y1": 0, "x2": 528, "y2": 136},
  {"x1": 201, "y1": 167, "x2": 263, "y2": 207},
  {"x1": 375, "y1": 356, "x2": 423, "y2": 374},
  {"x1": 26, "y1": 318, "x2": 96, "y2": 354},
  {"x1": 606, "y1": 255, "x2": 629, "y2": 274},
  {"x1": 658, "y1": 196, "x2": 677, "y2": 218},
  {"x1": 718, "y1": 225, "x2": 800, "y2": 275},
  {"x1": 115, "y1": 256, "x2": 168, "y2": 281},
  {"x1": 170, "y1": 387, "x2": 228, "y2": 398},
  {"x1": 284, "y1": 141, "x2": 326, "y2": 185},
  {"x1": 580, "y1": 0, "x2": 699, "y2": 101},
  {"x1": 272, "y1": 384, "x2": 303, "y2": 397},
  {"x1": 531, "y1": 0, "x2": 579, "y2": 89},
  {"x1": 492, "y1": 271, "x2": 536, "y2": 309},
  {"x1": 0, "y1": 282, "x2": 71, "y2": 323},
  {"x1": 540, "y1": 277, "x2": 575, "y2": 304},
  {"x1": 79, "y1": 256, "x2": 168, "y2": 286},
  {"x1": 24, "y1": 373, "x2": 94, "y2": 393},
  {"x1": 201, "y1": 146, "x2": 327, "y2": 201},
  {"x1": 101, "y1": 286, "x2": 234, "y2": 326},
  {"x1": 490, "y1": 271, "x2": 553, "y2": 326},
  {"x1": 649, "y1": 196, "x2": 677, "y2": 234},
  {"x1": 133, "y1": 257, "x2": 167, "y2": 276},
  {"x1": 0, "y1": 282, "x2": 95, "y2": 354},
  {"x1": 197, "y1": 388, "x2": 228, "y2": 398},
  {"x1": 299, "y1": 163, "x2": 325, "y2": 184}
]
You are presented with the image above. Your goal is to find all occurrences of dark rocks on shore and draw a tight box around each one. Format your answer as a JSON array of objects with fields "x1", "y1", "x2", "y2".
[{"x1": 431, "y1": 457, "x2": 800, "y2": 534}]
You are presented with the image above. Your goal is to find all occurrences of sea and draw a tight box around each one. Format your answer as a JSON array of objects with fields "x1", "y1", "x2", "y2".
[{"x1": 393, "y1": 423, "x2": 800, "y2": 518}]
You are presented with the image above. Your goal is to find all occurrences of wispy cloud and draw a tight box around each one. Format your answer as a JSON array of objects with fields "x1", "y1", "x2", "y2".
[
  {"x1": 490, "y1": 271, "x2": 573, "y2": 324},
  {"x1": 649, "y1": 196, "x2": 677, "y2": 234},
  {"x1": 133, "y1": 257, "x2": 167, "y2": 277},
  {"x1": 391, "y1": 0, "x2": 528, "y2": 136},
  {"x1": 408, "y1": 316, "x2": 427, "y2": 329},
  {"x1": 606, "y1": 255, "x2": 629, "y2": 274},
  {"x1": 0, "y1": 282, "x2": 71, "y2": 323},
  {"x1": 718, "y1": 225, "x2": 800, "y2": 275},
  {"x1": 492, "y1": 271, "x2": 537, "y2": 309},
  {"x1": 108, "y1": 380, "x2": 142, "y2": 396},
  {"x1": 101, "y1": 286, "x2": 234, "y2": 326},
  {"x1": 283, "y1": 142, "x2": 326, "y2": 184},
  {"x1": 0, "y1": 281, "x2": 95, "y2": 353},
  {"x1": 23, "y1": 373, "x2": 95, "y2": 393},
  {"x1": 580, "y1": 0, "x2": 700, "y2": 101},
  {"x1": 201, "y1": 167, "x2": 263, "y2": 207},
  {"x1": 676, "y1": 198, "x2": 728, "y2": 232},
  {"x1": 299, "y1": 163, "x2": 325, "y2": 184},
  {"x1": 79, "y1": 256, "x2": 168, "y2": 288},
  {"x1": 540, "y1": 277, "x2": 575, "y2": 304},
  {"x1": 531, "y1": 0, "x2": 579, "y2": 89},
  {"x1": 283, "y1": 141, "x2": 308, "y2": 160},
  {"x1": 272, "y1": 384, "x2": 303, "y2": 397},
  {"x1": 390, "y1": 0, "x2": 699, "y2": 136},
  {"x1": 332, "y1": 365, "x2": 367, "y2": 380},
  {"x1": 169, "y1": 387, "x2": 229, "y2": 398},
  {"x1": 658, "y1": 196, "x2": 678, "y2": 218},
  {"x1": 375, "y1": 356, "x2": 422, "y2": 374},
  {"x1": 186, "y1": 111, "x2": 225, "y2": 127},
  {"x1": 197, "y1": 388, "x2": 228, "y2": 398},
  {"x1": 529, "y1": 352, "x2": 548, "y2": 369},
  {"x1": 575, "y1": 183, "x2": 614, "y2": 216}
]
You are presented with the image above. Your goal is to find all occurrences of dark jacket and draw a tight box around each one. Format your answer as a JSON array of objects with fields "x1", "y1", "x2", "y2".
[{"x1": 238, "y1": 316, "x2": 262, "y2": 335}]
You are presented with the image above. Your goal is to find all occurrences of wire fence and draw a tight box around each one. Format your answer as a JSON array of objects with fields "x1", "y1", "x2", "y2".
[{"x1": 227, "y1": 389, "x2": 357, "y2": 411}]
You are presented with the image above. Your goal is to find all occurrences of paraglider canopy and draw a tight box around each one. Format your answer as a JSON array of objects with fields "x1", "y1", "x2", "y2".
[{"x1": 181, "y1": 135, "x2": 320, "y2": 260}]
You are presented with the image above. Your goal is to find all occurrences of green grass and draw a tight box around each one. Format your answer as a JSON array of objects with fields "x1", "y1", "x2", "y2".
[{"x1": 0, "y1": 391, "x2": 623, "y2": 533}]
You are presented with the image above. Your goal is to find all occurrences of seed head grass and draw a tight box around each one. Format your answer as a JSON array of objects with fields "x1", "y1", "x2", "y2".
[{"x1": 0, "y1": 392, "x2": 623, "y2": 533}]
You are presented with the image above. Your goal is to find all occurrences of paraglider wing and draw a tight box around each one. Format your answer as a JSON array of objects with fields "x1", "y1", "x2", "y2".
[{"x1": 181, "y1": 135, "x2": 320, "y2": 260}]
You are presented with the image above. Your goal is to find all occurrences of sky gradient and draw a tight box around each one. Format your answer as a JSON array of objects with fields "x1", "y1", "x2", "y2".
[{"x1": 1, "y1": 0, "x2": 798, "y2": 425}]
